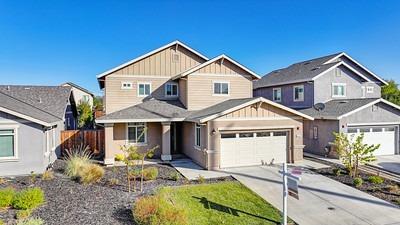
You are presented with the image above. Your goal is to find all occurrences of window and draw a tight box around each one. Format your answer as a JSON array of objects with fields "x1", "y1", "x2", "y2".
[
  {"x1": 165, "y1": 83, "x2": 178, "y2": 97},
  {"x1": 82, "y1": 95, "x2": 90, "y2": 102},
  {"x1": 313, "y1": 126, "x2": 318, "y2": 140},
  {"x1": 121, "y1": 82, "x2": 133, "y2": 90},
  {"x1": 372, "y1": 105, "x2": 379, "y2": 112},
  {"x1": 0, "y1": 129, "x2": 16, "y2": 158},
  {"x1": 256, "y1": 132, "x2": 270, "y2": 137},
  {"x1": 335, "y1": 69, "x2": 342, "y2": 77},
  {"x1": 366, "y1": 86, "x2": 374, "y2": 93},
  {"x1": 221, "y1": 133, "x2": 236, "y2": 139},
  {"x1": 332, "y1": 83, "x2": 346, "y2": 97},
  {"x1": 273, "y1": 131, "x2": 287, "y2": 136},
  {"x1": 347, "y1": 128, "x2": 358, "y2": 133},
  {"x1": 239, "y1": 133, "x2": 254, "y2": 138},
  {"x1": 213, "y1": 82, "x2": 229, "y2": 95},
  {"x1": 293, "y1": 85, "x2": 304, "y2": 102},
  {"x1": 138, "y1": 83, "x2": 151, "y2": 97},
  {"x1": 127, "y1": 123, "x2": 147, "y2": 144},
  {"x1": 195, "y1": 124, "x2": 201, "y2": 147},
  {"x1": 273, "y1": 88, "x2": 281, "y2": 102}
]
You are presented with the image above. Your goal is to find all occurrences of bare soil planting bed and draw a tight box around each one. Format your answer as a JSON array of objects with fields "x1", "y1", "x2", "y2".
[
  {"x1": 0, "y1": 160, "x2": 233, "y2": 225},
  {"x1": 314, "y1": 164, "x2": 400, "y2": 206}
]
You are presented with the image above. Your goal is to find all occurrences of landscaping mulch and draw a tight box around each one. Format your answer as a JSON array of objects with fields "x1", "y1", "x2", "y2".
[
  {"x1": 0, "y1": 160, "x2": 233, "y2": 225},
  {"x1": 314, "y1": 165, "x2": 400, "y2": 206}
]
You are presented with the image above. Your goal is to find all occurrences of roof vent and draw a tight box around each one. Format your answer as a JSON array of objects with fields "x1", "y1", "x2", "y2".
[
  {"x1": 303, "y1": 62, "x2": 311, "y2": 65},
  {"x1": 38, "y1": 97, "x2": 42, "y2": 103},
  {"x1": 311, "y1": 67, "x2": 320, "y2": 71},
  {"x1": 6, "y1": 85, "x2": 10, "y2": 91},
  {"x1": 24, "y1": 87, "x2": 30, "y2": 90},
  {"x1": 314, "y1": 103, "x2": 325, "y2": 111},
  {"x1": 339, "y1": 100, "x2": 348, "y2": 104},
  {"x1": 172, "y1": 52, "x2": 180, "y2": 62}
]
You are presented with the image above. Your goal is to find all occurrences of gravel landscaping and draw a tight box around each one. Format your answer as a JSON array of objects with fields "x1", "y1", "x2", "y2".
[
  {"x1": 0, "y1": 160, "x2": 233, "y2": 225},
  {"x1": 313, "y1": 163, "x2": 400, "y2": 206}
]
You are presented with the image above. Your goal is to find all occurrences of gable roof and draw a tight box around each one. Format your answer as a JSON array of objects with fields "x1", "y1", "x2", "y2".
[
  {"x1": 186, "y1": 97, "x2": 313, "y2": 123},
  {"x1": 96, "y1": 99, "x2": 190, "y2": 123},
  {"x1": 62, "y1": 82, "x2": 94, "y2": 96},
  {"x1": 172, "y1": 54, "x2": 260, "y2": 80},
  {"x1": 298, "y1": 98, "x2": 400, "y2": 120},
  {"x1": 254, "y1": 52, "x2": 387, "y2": 89},
  {"x1": 96, "y1": 40, "x2": 209, "y2": 79},
  {"x1": 0, "y1": 85, "x2": 72, "y2": 126}
]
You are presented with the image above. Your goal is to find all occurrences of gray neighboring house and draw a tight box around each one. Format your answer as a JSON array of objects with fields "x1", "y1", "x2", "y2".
[
  {"x1": 254, "y1": 52, "x2": 400, "y2": 157},
  {"x1": 0, "y1": 85, "x2": 77, "y2": 176}
]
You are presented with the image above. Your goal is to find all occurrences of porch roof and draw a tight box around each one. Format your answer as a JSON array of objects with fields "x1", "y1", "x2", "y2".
[{"x1": 96, "y1": 99, "x2": 191, "y2": 123}]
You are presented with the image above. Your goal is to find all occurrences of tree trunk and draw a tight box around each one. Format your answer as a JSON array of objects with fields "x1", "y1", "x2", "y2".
[
  {"x1": 140, "y1": 156, "x2": 145, "y2": 192},
  {"x1": 126, "y1": 165, "x2": 130, "y2": 193}
]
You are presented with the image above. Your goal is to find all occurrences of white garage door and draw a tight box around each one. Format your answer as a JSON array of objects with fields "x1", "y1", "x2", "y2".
[
  {"x1": 347, "y1": 127, "x2": 396, "y2": 156},
  {"x1": 220, "y1": 131, "x2": 288, "y2": 168}
]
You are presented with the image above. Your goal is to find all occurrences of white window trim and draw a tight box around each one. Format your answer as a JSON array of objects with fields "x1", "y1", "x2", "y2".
[
  {"x1": 194, "y1": 123, "x2": 201, "y2": 149},
  {"x1": 164, "y1": 83, "x2": 179, "y2": 97},
  {"x1": 272, "y1": 87, "x2": 282, "y2": 102},
  {"x1": 121, "y1": 82, "x2": 133, "y2": 90},
  {"x1": 332, "y1": 83, "x2": 347, "y2": 98},
  {"x1": 361, "y1": 86, "x2": 366, "y2": 98},
  {"x1": 293, "y1": 85, "x2": 304, "y2": 102},
  {"x1": 212, "y1": 81, "x2": 230, "y2": 96},
  {"x1": 366, "y1": 86, "x2": 374, "y2": 93},
  {"x1": 0, "y1": 125, "x2": 19, "y2": 161},
  {"x1": 126, "y1": 122, "x2": 148, "y2": 146},
  {"x1": 137, "y1": 82, "x2": 152, "y2": 97}
]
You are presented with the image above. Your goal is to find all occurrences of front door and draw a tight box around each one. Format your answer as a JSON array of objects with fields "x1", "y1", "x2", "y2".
[{"x1": 170, "y1": 122, "x2": 182, "y2": 154}]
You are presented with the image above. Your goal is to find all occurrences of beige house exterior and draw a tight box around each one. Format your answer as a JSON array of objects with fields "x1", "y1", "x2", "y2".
[{"x1": 96, "y1": 41, "x2": 313, "y2": 169}]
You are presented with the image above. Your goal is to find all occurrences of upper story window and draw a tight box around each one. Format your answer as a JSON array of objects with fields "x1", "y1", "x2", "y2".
[
  {"x1": 165, "y1": 83, "x2": 178, "y2": 97},
  {"x1": 195, "y1": 123, "x2": 201, "y2": 147},
  {"x1": 121, "y1": 82, "x2": 133, "y2": 90},
  {"x1": 82, "y1": 95, "x2": 90, "y2": 102},
  {"x1": 273, "y1": 88, "x2": 282, "y2": 102},
  {"x1": 293, "y1": 85, "x2": 304, "y2": 102},
  {"x1": 213, "y1": 81, "x2": 229, "y2": 95},
  {"x1": 138, "y1": 82, "x2": 151, "y2": 97},
  {"x1": 366, "y1": 86, "x2": 374, "y2": 93},
  {"x1": 332, "y1": 83, "x2": 346, "y2": 97},
  {"x1": 127, "y1": 122, "x2": 147, "y2": 144},
  {"x1": 0, "y1": 128, "x2": 17, "y2": 159}
]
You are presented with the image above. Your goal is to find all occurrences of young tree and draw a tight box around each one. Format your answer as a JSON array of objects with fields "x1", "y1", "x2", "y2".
[
  {"x1": 138, "y1": 145, "x2": 159, "y2": 192},
  {"x1": 120, "y1": 144, "x2": 140, "y2": 193},
  {"x1": 77, "y1": 100, "x2": 93, "y2": 128},
  {"x1": 381, "y1": 80, "x2": 400, "y2": 106},
  {"x1": 333, "y1": 132, "x2": 379, "y2": 177},
  {"x1": 93, "y1": 96, "x2": 103, "y2": 111}
]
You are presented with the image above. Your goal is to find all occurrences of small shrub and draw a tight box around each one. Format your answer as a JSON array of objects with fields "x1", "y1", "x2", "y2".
[
  {"x1": 114, "y1": 154, "x2": 125, "y2": 161},
  {"x1": 395, "y1": 199, "x2": 400, "y2": 205},
  {"x1": 367, "y1": 175, "x2": 384, "y2": 184},
  {"x1": 64, "y1": 146, "x2": 92, "y2": 178},
  {"x1": 353, "y1": 177, "x2": 363, "y2": 187},
  {"x1": 16, "y1": 218, "x2": 44, "y2": 225},
  {"x1": 0, "y1": 187, "x2": 16, "y2": 208},
  {"x1": 169, "y1": 171, "x2": 180, "y2": 181},
  {"x1": 30, "y1": 172, "x2": 36, "y2": 184},
  {"x1": 12, "y1": 187, "x2": 44, "y2": 210},
  {"x1": 197, "y1": 175, "x2": 205, "y2": 184},
  {"x1": 332, "y1": 168, "x2": 341, "y2": 176},
  {"x1": 78, "y1": 163, "x2": 105, "y2": 185},
  {"x1": 133, "y1": 195, "x2": 187, "y2": 225},
  {"x1": 0, "y1": 219, "x2": 4, "y2": 225},
  {"x1": 16, "y1": 209, "x2": 31, "y2": 219},
  {"x1": 41, "y1": 170, "x2": 54, "y2": 181},
  {"x1": 143, "y1": 167, "x2": 158, "y2": 181},
  {"x1": 129, "y1": 169, "x2": 141, "y2": 179},
  {"x1": 384, "y1": 184, "x2": 399, "y2": 193},
  {"x1": 108, "y1": 178, "x2": 119, "y2": 186}
]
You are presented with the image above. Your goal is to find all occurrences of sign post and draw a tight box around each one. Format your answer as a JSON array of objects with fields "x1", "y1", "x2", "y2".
[{"x1": 279, "y1": 163, "x2": 301, "y2": 225}]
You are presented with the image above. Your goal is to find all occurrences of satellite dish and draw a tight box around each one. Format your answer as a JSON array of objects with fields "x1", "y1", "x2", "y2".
[{"x1": 314, "y1": 103, "x2": 325, "y2": 111}]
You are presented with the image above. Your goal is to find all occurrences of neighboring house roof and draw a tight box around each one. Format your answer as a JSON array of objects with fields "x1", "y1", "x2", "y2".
[
  {"x1": 172, "y1": 54, "x2": 261, "y2": 80},
  {"x1": 254, "y1": 52, "x2": 387, "y2": 89},
  {"x1": 96, "y1": 40, "x2": 209, "y2": 79},
  {"x1": 96, "y1": 99, "x2": 191, "y2": 123},
  {"x1": 0, "y1": 85, "x2": 72, "y2": 126},
  {"x1": 297, "y1": 98, "x2": 400, "y2": 120},
  {"x1": 62, "y1": 82, "x2": 94, "y2": 96},
  {"x1": 187, "y1": 97, "x2": 313, "y2": 123}
]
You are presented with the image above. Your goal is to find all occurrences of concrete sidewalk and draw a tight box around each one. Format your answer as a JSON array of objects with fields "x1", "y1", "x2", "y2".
[
  {"x1": 225, "y1": 165, "x2": 400, "y2": 225},
  {"x1": 169, "y1": 158, "x2": 229, "y2": 180}
]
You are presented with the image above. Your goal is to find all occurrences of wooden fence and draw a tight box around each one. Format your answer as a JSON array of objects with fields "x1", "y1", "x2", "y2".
[{"x1": 60, "y1": 130, "x2": 105, "y2": 156}]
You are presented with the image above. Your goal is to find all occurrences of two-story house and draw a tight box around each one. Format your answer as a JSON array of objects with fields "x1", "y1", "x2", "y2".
[
  {"x1": 96, "y1": 41, "x2": 313, "y2": 170},
  {"x1": 254, "y1": 53, "x2": 400, "y2": 157}
]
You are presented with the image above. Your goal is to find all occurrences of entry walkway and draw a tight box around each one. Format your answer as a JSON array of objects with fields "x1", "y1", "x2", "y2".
[{"x1": 169, "y1": 158, "x2": 229, "y2": 180}]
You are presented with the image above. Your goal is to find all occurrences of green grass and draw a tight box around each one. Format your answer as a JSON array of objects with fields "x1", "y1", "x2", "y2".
[{"x1": 158, "y1": 181, "x2": 285, "y2": 225}]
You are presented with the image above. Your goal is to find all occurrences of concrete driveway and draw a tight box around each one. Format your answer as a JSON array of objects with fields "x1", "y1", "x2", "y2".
[
  {"x1": 369, "y1": 155, "x2": 400, "y2": 174},
  {"x1": 224, "y1": 165, "x2": 400, "y2": 225}
]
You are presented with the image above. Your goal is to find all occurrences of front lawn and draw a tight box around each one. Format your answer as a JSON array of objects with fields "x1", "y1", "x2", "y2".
[{"x1": 156, "y1": 181, "x2": 284, "y2": 225}]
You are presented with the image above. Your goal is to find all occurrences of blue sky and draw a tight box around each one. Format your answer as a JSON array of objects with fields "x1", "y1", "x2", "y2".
[{"x1": 0, "y1": 1, "x2": 399, "y2": 95}]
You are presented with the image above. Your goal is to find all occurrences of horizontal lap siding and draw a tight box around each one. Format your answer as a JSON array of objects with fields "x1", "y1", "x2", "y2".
[{"x1": 220, "y1": 102, "x2": 293, "y2": 119}]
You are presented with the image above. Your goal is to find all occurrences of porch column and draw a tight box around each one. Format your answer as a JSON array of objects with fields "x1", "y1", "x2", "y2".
[
  {"x1": 161, "y1": 122, "x2": 172, "y2": 161},
  {"x1": 104, "y1": 123, "x2": 115, "y2": 165}
]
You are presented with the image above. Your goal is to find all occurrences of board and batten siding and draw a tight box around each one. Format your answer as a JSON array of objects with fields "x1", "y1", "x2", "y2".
[
  {"x1": 104, "y1": 45, "x2": 206, "y2": 113},
  {"x1": 111, "y1": 45, "x2": 205, "y2": 76}
]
